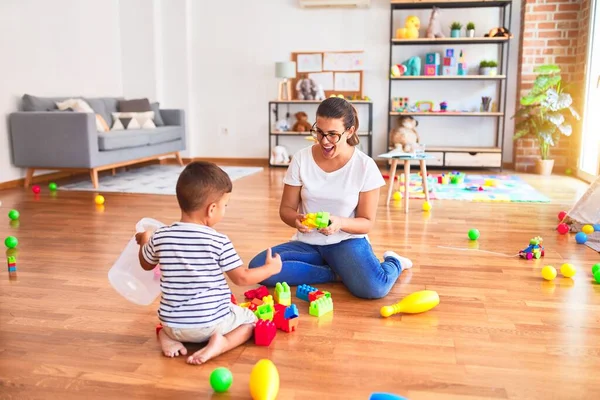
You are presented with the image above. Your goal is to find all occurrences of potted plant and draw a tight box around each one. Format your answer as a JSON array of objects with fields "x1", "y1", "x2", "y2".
[
  {"x1": 512, "y1": 64, "x2": 581, "y2": 175},
  {"x1": 479, "y1": 60, "x2": 490, "y2": 75},
  {"x1": 488, "y1": 60, "x2": 498, "y2": 76},
  {"x1": 466, "y1": 22, "x2": 475, "y2": 38},
  {"x1": 450, "y1": 22, "x2": 462, "y2": 38}
]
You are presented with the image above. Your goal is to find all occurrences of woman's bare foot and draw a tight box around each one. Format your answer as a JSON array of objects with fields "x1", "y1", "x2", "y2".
[
  {"x1": 158, "y1": 329, "x2": 187, "y2": 358},
  {"x1": 187, "y1": 332, "x2": 228, "y2": 365}
]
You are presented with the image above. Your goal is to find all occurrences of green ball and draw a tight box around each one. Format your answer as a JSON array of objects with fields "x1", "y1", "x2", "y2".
[
  {"x1": 49, "y1": 182, "x2": 57, "y2": 191},
  {"x1": 8, "y1": 209, "x2": 19, "y2": 221},
  {"x1": 4, "y1": 236, "x2": 18, "y2": 249},
  {"x1": 468, "y1": 229, "x2": 480, "y2": 240},
  {"x1": 592, "y1": 264, "x2": 600, "y2": 276},
  {"x1": 209, "y1": 367, "x2": 233, "y2": 393}
]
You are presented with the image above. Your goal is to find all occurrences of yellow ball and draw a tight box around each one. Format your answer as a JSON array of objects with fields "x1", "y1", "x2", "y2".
[
  {"x1": 95, "y1": 195, "x2": 105, "y2": 205},
  {"x1": 582, "y1": 225, "x2": 594, "y2": 235},
  {"x1": 422, "y1": 201, "x2": 432, "y2": 211},
  {"x1": 541, "y1": 265, "x2": 557, "y2": 281},
  {"x1": 392, "y1": 191, "x2": 402, "y2": 201},
  {"x1": 560, "y1": 263, "x2": 576, "y2": 278}
]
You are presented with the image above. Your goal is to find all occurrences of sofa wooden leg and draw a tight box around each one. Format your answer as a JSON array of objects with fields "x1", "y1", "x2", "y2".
[
  {"x1": 112, "y1": 168, "x2": 116, "y2": 176},
  {"x1": 175, "y1": 152, "x2": 184, "y2": 166},
  {"x1": 24, "y1": 168, "x2": 35, "y2": 188},
  {"x1": 90, "y1": 169, "x2": 99, "y2": 189}
]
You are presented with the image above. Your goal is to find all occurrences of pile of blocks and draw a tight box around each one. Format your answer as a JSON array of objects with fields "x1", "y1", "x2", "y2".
[
  {"x1": 296, "y1": 284, "x2": 334, "y2": 317},
  {"x1": 422, "y1": 49, "x2": 468, "y2": 76}
]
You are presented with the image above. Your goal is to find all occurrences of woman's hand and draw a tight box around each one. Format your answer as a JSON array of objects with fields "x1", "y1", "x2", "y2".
[
  {"x1": 318, "y1": 215, "x2": 343, "y2": 236},
  {"x1": 294, "y1": 214, "x2": 312, "y2": 234}
]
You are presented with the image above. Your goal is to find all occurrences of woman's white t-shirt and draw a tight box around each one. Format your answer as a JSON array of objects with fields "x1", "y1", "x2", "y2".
[{"x1": 283, "y1": 145, "x2": 386, "y2": 246}]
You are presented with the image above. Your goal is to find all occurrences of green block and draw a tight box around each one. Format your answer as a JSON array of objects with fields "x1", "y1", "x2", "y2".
[
  {"x1": 254, "y1": 303, "x2": 274, "y2": 321},
  {"x1": 275, "y1": 282, "x2": 291, "y2": 303},
  {"x1": 315, "y1": 212, "x2": 330, "y2": 229},
  {"x1": 309, "y1": 297, "x2": 333, "y2": 317},
  {"x1": 7, "y1": 256, "x2": 16, "y2": 264}
]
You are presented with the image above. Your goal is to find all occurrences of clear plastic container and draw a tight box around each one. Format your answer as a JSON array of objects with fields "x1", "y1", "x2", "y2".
[{"x1": 108, "y1": 217, "x2": 165, "y2": 305}]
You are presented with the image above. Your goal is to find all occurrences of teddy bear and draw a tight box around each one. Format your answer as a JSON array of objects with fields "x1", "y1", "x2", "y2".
[
  {"x1": 396, "y1": 15, "x2": 420, "y2": 39},
  {"x1": 389, "y1": 115, "x2": 420, "y2": 152},
  {"x1": 292, "y1": 111, "x2": 312, "y2": 132},
  {"x1": 295, "y1": 76, "x2": 318, "y2": 100},
  {"x1": 484, "y1": 27, "x2": 513, "y2": 38},
  {"x1": 426, "y1": 7, "x2": 445, "y2": 38}
]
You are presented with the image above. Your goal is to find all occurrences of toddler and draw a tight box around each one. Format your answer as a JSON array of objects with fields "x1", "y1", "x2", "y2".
[{"x1": 136, "y1": 161, "x2": 282, "y2": 365}]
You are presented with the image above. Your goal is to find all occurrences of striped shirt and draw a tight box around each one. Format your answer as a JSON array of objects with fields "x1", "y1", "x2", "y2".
[{"x1": 142, "y1": 222, "x2": 242, "y2": 328}]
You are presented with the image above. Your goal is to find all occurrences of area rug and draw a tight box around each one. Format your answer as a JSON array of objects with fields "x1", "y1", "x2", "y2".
[
  {"x1": 395, "y1": 174, "x2": 551, "y2": 203},
  {"x1": 59, "y1": 164, "x2": 263, "y2": 195}
]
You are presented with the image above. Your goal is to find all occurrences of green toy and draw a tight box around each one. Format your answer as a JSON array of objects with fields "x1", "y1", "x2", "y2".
[
  {"x1": 302, "y1": 212, "x2": 331, "y2": 229},
  {"x1": 209, "y1": 367, "x2": 233, "y2": 393},
  {"x1": 8, "y1": 209, "x2": 19, "y2": 221},
  {"x1": 49, "y1": 182, "x2": 58, "y2": 191},
  {"x1": 468, "y1": 229, "x2": 480, "y2": 240},
  {"x1": 274, "y1": 282, "x2": 291, "y2": 306},
  {"x1": 309, "y1": 296, "x2": 333, "y2": 317},
  {"x1": 593, "y1": 264, "x2": 600, "y2": 283},
  {"x1": 255, "y1": 303, "x2": 274, "y2": 321},
  {"x1": 4, "y1": 236, "x2": 18, "y2": 249},
  {"x1": 401, "y1": 56, "x2": 421, "y2": 76}
]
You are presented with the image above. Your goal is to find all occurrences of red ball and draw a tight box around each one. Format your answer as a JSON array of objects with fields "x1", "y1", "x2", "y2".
[
  {"x1": 558, "y1": 211, "x2": 567, "y2": 221},
  {"x1": 557, "y1": 223, "x2": 569, "y2": 234},
  {"x1": 32, "y1": 185, "x2": 41, "y2": 194}
]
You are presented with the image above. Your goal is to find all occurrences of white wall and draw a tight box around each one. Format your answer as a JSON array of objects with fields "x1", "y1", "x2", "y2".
[{"x1": 0, "y1": 0, "x2": 123, "y2": 183}]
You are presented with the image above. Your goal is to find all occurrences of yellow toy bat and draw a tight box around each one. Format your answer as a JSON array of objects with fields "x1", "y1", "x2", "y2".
[{"x1": 380, "y1": 290, "x2": 439, "y2": 317}]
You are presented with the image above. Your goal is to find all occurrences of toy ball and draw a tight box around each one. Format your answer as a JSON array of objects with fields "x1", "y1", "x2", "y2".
[
  {"x1": 467, "y1": 229, "x2": 480, "y2": 240},
  {"x1": 422, "y1": 201, "x2": 432, "y2": 211},
  {"x1": 4, "y1": 236, "x2": 18, "y2": 249},
  {"x1": 560, "y1": 263, "x2": 576, "y2": 278},
  {"x1": 8, "y1": 209, "x2": 20, "y2": 221},
  {"x1": 558, "y1": 211, "x2": 567, "y2": 221},
  {"x1": 593, "y1": 224, "x2": 600, "y2": 232},
  {"x1": 593, "y1": 264, "x2": 600, "y2": 275},
  {"x1": 575, "y1": 232, "x2": 587, "y2": 244},
  {"x1": 209, "y1": 367, "x2": 233, "y2": 393},
  {"x1": 392, "y1": 191, "x2": 402, "y2": 201},
  {"x1": 582, "y1": 225, "x2": 594, "y2": 235},
  {"x1": 32, "y1": 185, "x2": 41, "y2": 194},
  {"x1": 249, "y1": 359, "x2": 279, "y2": 400},
  {"x1": 541, "y1": 265, "x2": 557, "y2": 281},
  {"x1": 94, "y1": 195, "x2": 105, "y2": 205},
  {"x1": 556, "y1": 223, "x2": 569, "y2": 235},
  {"x1": 49, "y1": 182, "x2": 58, "y2": 191}
]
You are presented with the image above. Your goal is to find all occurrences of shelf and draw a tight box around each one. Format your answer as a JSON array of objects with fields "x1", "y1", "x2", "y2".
[
  {"x1": 391, "y1": 0, "x2": 512, "y2": 10},
  {"x1": 391, "y1": 75, "x2": 506, "y2": 80},
  {"x1": 270, "y1": 100, "x2": 371, "y2": 104},
  {"x1": 391, "y1": 37, "x2": 509, "y2": 45},
  {"x1": 427, "y1": 146, "x2": 501, "y2": 153},
  {"x1": 389, "y1": 111, "x2": 503, "y2": 116},
  {"x1": 271, "y1": 131, "x2": 371, "y2": 136}
]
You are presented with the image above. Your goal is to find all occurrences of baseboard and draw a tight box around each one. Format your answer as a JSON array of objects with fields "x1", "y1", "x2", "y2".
[
  {"x1": 182, "y1": 157, "x2": 269, "y2": 167},
  {"x1": 0, "y1": 170, "x2": 82, "y2": 190}
]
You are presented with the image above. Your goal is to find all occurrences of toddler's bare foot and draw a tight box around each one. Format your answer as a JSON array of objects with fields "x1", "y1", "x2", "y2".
[
  {"x1": 159, "y1": 329, "x2": 187, "y2": 358},
  {"x1": 187, "y1": 332, "x2": 227, "y2": 365}
]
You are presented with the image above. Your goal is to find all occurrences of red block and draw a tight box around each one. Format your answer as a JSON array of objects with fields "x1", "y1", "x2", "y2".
[
  {"x1": 231, "y1": 293, "x2": 238, "y2": 305},
  {"x1": 254, "y1": 319, "x2": 276, "y2": 346},
  {"x1": 244, "y1": 285, "x2": 269, "y2": 300},
  {"x1": 280, "y1": 317, "x2": 299, "y2": 333},
  {"x1": 249, "y1": 303, "x2": 258, "y2": 312},
  {"x1": 273, "y1": 304, "x2": 298, "y2": 333},
  {"x1": 308, "y1": 290, "x2": 326, "y2": 302}
]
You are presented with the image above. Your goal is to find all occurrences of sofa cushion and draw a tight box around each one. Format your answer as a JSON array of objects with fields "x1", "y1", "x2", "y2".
[
  {"x1": 150, "y1": 102, "x2": 165, "y2": 126},
  {"x1": 148, "y1": 126, "x2": 181, "y2": 145},
  {"x1": 98, "y1": 127, "x2": 181, "y2": 151},
  {"x1": 84, "y1": 97, "x2": 121, "y2": 126},
  {"x1": 22, "y1": 94, "x2": 71, "y2": 111}
]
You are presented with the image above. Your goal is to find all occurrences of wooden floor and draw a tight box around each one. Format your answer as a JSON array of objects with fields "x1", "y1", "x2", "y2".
[{"x1": 1, "y1": 167, "x2": 600, "y2": 400}]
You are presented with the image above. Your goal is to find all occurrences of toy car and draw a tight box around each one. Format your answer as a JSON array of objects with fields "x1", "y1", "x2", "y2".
[{"x1": 519, "y1": 236, "x2": 545, "y2": 260}]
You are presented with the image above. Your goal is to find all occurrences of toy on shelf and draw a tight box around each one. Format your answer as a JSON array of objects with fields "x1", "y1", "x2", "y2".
[
  {"x1": 296, "y1": 75, "x2": 319, "y2": 100},
  {"x1": 440, "y1": 101, "x2": 448, "y2": 112},
  {"x1": 415, "y1": 101, "x2": 434, "y2": 112},
  {"x1": 274, "y1": 282, "x2": 291, "y2": 306},
  {"x1": 389, "y1": 115, "x2": 420, "y2": 152},
  {"x1": 292, "y1": 112, "x2": 312, "y2": 132},
  {"x1": 380, "y1": 290, "x2": 440, "y2": 317},
  {"x1": 425, "y1": 6, "x2": 444, "y2": 38},
  {"x1": 396, "y1": 15, "x2": 420, "y2": 39},
  {"x1": 424, "y1": 52, "x2": 440, "y2": 76},
  {"x1": 481, "y1": 96, "x2": 492, "y2": 112},
  {"x1": 484, "y1": 27, "x2": 513, "y2": 38},
  {"x1": 296, "y1": 284, "x2": 318, "y2": 301},
  {"x1": 402, "y1": 56, "x2": 421, "y2": 76},
  {"x1": 254, "y1": 320, "x2": 276, "y2": 346},
  {"x1": 391, "y1": 97, "x2": 409, "y2": 112},
  {"x1": 390, "y1": 64, "x2": 407, "y2": 78},
  {"x1": 309, "y1": 296, "x2": 333, "y2": 317},
  {"x1": 302, "y1": 212, "x2": 330, "y2": 229},
  {"x1": 519, "y1": 236, "x2": 545, "y2": 260},
  {"x1": 457, "y1": 50, "x2": 467, "y2": 75},
  {"x1": 245, "y1": 285, "x2": 269, "y2": 300},
  {"x1": 442, "y1": 48, "x2": 457, "y2": 76},
  {"x1": 249, "y1": 359, "x2": 280, "y2": 400}
]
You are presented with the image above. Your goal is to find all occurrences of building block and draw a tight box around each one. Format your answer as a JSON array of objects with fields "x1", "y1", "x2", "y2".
[
  {"x1": 239, "y1": 301, "x2": 251, "y2": 308},
  {"x1": 425, "y1": 53, "x2": 440, "y2": 65},
  {"x1": 442, "y1": 66, "x2": 456, "y2": 76},
  {"x1": 284, "y1": 304, "x2": 299, "y2": 320},
  {"x1": 244, "y1": 285, "x2": 269, "y2": 300},
  {"x1": 249, "y1": 302, "x2": 258, "y2": 312},
  {"x1": 262, "y1": 295, "x2": 274, "y2": 305},
  {"x1": 255, "y1": 303, "x2": 274, "y2": 321},
  {"x1": 251, "y1": 298, "x2": 264, "y2": 307},
  {"x1": 230, "y1": 293, "x2": 238, "y2": 305},
  {"x1": 457, "y1": 63, "x2": 466, "y2": 75},
  {"x1": 274, "y1": 282, "x2": 291, "y2": 306},
  {"x1": 424, "y1": 64, "x2": 437, "y2": 76},
  {"x1": 8, "y1": 267, "x2": 16, "y2": 272},
  {"x1": 296, "y1": 284, "x2": 318, "y2": 301},
  {"x1": 302, "y1": 212, "x2": 330, "y2": 229},
  {"x1": 273, "y1": 304, "x2": 299, "y2": 333},
  {"x1": 254, "y1": 319, "x2": 276, "y2": 346},
  {"x1": 309, "y1": 297, "x2": 334, "y2": 317},
  {"x1": 308, "y1": 290, "x2": 331, "y2": 302},
  {"x1": 443, "y1": 57, "x2": 456, "y2": 66},
  {"x1": 445, "y1": 48, "x2": 455, "y2": 58},
  {"x1": 391, "y1": 97, "x2": 410, "y2": 112},
  {"x1": 279, "y1": 317, "x2": 299, "y2": 333}
]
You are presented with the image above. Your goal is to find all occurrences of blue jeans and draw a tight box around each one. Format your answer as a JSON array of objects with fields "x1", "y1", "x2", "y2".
[{"x1": 248, "y1": 238, "x2": 402, "y2": 299}]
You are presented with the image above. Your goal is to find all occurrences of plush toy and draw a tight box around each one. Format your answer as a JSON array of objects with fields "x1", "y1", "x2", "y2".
[
  {"x1": 314, "y1": 83, "x2": 326, "y2": 101},
  {"x1": 275, "y1": 112, "x2": 290, "y2": 131},
  {"x1": 402, "y1": 56, "x2": 421, "y2": 76},
  {"x1": 389, "y1": 116, "x2": 420, "y2": 152},
  {"x1": 296, "y1": 76, "x2": 318, "y2": 100},
  {"x1": 396, "y1": 16, "x2": 420, "y2": 39},
  {"x1": 270, "y1": 145, "x2": 290, "y2": 165},
  {"x1": 485, "y1": 27, "x2": 513, "y2": 38},
  {"x1": 426, "y1": 7, "x2": 445, "y2": 38},
  {"x1": 292, "y1": 111, "x2": 312, "y2": 132},
  {"x1": 391, "y1": 64, "x2": 407, "y2": 77}
]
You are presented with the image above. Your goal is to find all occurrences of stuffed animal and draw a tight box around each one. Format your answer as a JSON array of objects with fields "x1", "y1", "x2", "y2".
[
  {"x1": 270, "y1": 145, "x2": 290, "y2": 165},
  {"x1": 296, "y1": 76, "x2": 318, "y2": 100},
  {"x1": 292, "y1": 111, "x2": 312, "y2": 132},
  {"x1": 391, "y1": 64, "x2": 407, "y2": 77},
  {"x1": 396, "y1": 16, "x2": 420, "y2": 39},
  {"x1": 426, "y1": 7, "x2": 445, "y2": 38},
  {"x1": 484, "y1": 27, "x2": 513, "y2": 38},
  {"x1": 389, "y1": 116, "x2": 420, "y2": 152},
  {"x1": 402, "y1": 56, "x2": 421, "y2": 76},
  {"x1": 314, "y1": 83, "x2": 326, "y2": 101}
]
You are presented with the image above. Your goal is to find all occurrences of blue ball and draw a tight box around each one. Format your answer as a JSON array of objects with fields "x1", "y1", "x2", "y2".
[
  {"x1": 594, "y1": 224, "x2": 600, "y2": 232},
  {"x1": 575, "y1": 232, "x2": 588, "y2": 244}
]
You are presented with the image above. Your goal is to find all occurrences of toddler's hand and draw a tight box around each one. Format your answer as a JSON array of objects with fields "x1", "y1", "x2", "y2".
[
  {"x1": 264, "y1": 248, "x2": 282, "y2": 274},
  {"x1": 294, "y1": 214, "x2": 311, "y2": 234},
  {"x1": 135, "y1": 230, "x2": 152, "y2": 246},
  {"x1": 318, "y1": 215, "x2": 342, "y2": 236}
]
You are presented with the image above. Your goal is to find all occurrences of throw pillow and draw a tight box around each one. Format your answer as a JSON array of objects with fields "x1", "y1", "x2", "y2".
[
  {"x1": 118, "y1": 98, "x2": 152, "y2": 113},
  {"x1": 150, "y1": 102, "x2": 165, "y2": 126},
  {"x1": 56, "y1": 98, "x2": 106, "y2": 132},
  {"x1": 96, "y1": 114, "x2": 110, "y2": 132},
  {"x1": 111, "y1": 111, "x2": 156, "y2": 130}
]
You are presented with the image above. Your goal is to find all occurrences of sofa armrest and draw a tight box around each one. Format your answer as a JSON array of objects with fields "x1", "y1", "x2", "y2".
[
  {"x1": 9, "y1": 112, "x2": 98, "y2": 169},
  {"x1": 160, "y1": 109, "x2": 185, "y2": 127}
]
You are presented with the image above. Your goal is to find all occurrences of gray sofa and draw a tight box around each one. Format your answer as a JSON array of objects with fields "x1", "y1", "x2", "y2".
[{"x1": 9, "y1": 94, "x2": 186, "y2": 188}]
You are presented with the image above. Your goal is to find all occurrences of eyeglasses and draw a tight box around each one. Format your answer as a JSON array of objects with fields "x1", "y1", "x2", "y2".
[{"x1": 310, "y1": 123, "x2": 348, "y2": 144}]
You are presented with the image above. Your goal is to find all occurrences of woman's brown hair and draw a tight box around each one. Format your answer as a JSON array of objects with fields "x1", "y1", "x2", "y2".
[{"x1": 316, "y1": 97, "x2": 360, "y2": 146}]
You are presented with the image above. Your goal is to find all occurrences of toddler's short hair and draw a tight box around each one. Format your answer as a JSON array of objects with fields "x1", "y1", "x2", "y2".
[{"x1": 176, "y1": 161, "x2": 232, "y2": 213}]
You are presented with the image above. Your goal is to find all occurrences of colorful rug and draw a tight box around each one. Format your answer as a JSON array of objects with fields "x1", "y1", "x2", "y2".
[{"x1": 394, "y1": 174, "x2": 551, "y2": 203}]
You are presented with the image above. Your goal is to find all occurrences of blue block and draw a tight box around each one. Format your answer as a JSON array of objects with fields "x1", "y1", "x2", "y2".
[
  {"x1": 8, "y1": 267, "x2": 16, "y2": 272},
  {"x1": 296, "y1": 284, "x2": 318, "y2": 302},
  {"x1": 284, "y1": 304, "x2": 299, "y2": 319},
  {"x1": 425, "y1": 53, "x2": 440, "y2": 65},
  {"x1": 445, "y1": 48, "x2": 455, "y2": 58}
]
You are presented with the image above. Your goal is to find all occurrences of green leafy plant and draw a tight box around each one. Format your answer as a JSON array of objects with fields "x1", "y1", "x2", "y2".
[
  {"x1": 466, "y1": 22, "x2": 475, "y2": 30},
  {"x1": 450, "y1": 22, "x2": 463, "y2": 30},
  {"x1": 512, "y1": 64, "x2": 580, "y2": 160},
  {"x1": 479, "y1": 60, "x2": 490, "y2": 68},
  {"x1": 488, "y1": 60, "x2": 498, "y2": 67}
]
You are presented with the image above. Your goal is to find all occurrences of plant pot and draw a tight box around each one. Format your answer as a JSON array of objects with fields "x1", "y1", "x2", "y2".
[
  {"x1": 479, "y1": 67, "x2": 490, "y2": 75},
  {"x1": 467, "y1": 29, "x2": 475, "y2": 38},
  {"x1": 489, "y1": 67, "x2": 497, "y2": 76},
  {"x1": 451, "y1": 29, "x2": 461, "y2": 38},
  {"x1": 535, "y1": 159, "x2": 555, "y2": 176}
]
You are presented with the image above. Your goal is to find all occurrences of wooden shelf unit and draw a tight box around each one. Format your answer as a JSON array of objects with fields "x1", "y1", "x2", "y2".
[{"x1": 386, "y1": 0, "x2": 513, "y2": 169}]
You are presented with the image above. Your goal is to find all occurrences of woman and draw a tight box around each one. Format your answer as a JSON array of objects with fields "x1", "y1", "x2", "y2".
[{"x1": 249, "y1": 97, "x2": 412, "y2": 299}]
